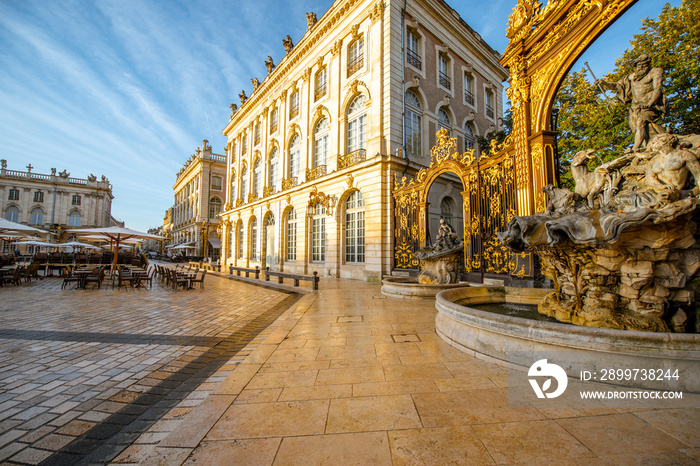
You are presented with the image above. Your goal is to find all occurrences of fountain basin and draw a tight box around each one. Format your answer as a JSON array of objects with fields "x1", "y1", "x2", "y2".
[
  {"x1": 436, "y1": 286, "x2": 700, "y2": 392},
  {"x1": 381, "y1": 277, "x2": 467, "y2": 299}
]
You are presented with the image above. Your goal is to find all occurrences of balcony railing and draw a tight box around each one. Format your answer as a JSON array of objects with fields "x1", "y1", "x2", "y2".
[
  {"x1": 314, "y1": 85, "x2": 327, "y2": 101},
  {"x1": 305, "y1": 165, "x2": 327, "y2": 182},
  {"x1": 282, "y1": 176, "x2": 298, "y2": 191},
  {"x1": 464, "y1": 90, "x2": 474, "y2": 106},
  {"x1": 247, "y1": 192, "x2": 259, "y2": 203},
  {"x1": 338, "y1": 149, "x2": 366, "y2": 169},
  {"x1": 439, "y1": 71, "x2": 451, "y2": 90},
  {"x1": 407, "y1": 49, "x2": 421, "y2": 70},
  {"x1": 263, "y1": 186, "x2": 276, "y2": 197},
  {"x1": 486, "y1": 104, "x2": 494, "y2": 119},
  {"x1": 347, "y1": 54, "x2": 364, "y2": 76}
]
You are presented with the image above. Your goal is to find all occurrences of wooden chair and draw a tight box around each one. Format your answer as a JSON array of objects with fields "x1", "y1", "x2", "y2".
[
  {"x1": 24, "y1": 263, "x2": 41, "y2": 282},
  {"x1": 2, "y1": 267, "x2": 23, "y2": 286},
  {"x1": 136, "y1": 267, "x2": 155, "y2": 289},
  {"x1": 169, "y1": 269, "x2": 189, "y2": 290},
  {"x1": 83, "y1": 267, "x2": 105, "y2": 290},
  {"x1": 189, "y1": 269, "x2": 207, "y2": 288},
  {"x1": 115, "y1": 268, "x2": 136, "y2": 289},
  {"x1": 61, "y1": 267, "x2": 80, "y2": 289}
]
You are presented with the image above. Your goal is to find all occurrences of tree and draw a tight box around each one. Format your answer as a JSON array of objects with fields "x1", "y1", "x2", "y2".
[
  {"x1": 554, "y1": 0, "x2": 700, "y2": 188},
  {"x1": 477, "y1": 107, "x2": 512, "y2": 155}
]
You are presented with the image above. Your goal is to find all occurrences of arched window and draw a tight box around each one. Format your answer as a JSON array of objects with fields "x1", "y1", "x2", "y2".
[
  {"x1": 405, "y1": 91, "x2": 422, "y2": 157},
  {"x1": 68, "y1": 210, "x2": 81, "y2": 227},
  {"x1": 286, "y1": 208, "x2": 297, "y2": 261},
  {"x1": 265, "y1": 215, "x2": 276, "y2": 265},
  {"x1": 441, "y1": 198, "x2": 453, "y2": 225},
  {"x1": 347, "y1": 95, "x2": 367, "y2": 153},
  {"x1": 5, "y1": 206, "x2": 19, "y2": 223},
  {"x1": 345, "y1": 191, "x2": 365, "y2": 263},
  {"x1": 438, "y1": 107, "x2": 452, "y2": 134},
  {"x1": 465, "y1": 124, "x2": 476, "y2": 150},
  {"x1": 253, "y1": 158, "x2": 262, "y2": 198},
  {"x1": 250, "y1": 217, "x2": 259, "y2": 261},
  {"x1": 269, "y1": 147, "x2": 279, "y2": 192},
  {"x1": 209, "y1": 197, "x2": 222, "y2": 219},
  {"x1": 311, "y1": 203, "x2": 326, "y2": 262},
  {"x1": 289, "y1": 90, "x2": 300, "y2": 119},
  {"x1": 314, "y1": 117, "x2": 329, "y2": 167},
  {"x1": 289, "y1": 134, "x2": 301, "y2": 179},
  {"x1": 240, "y1": 166, "x2": 248, "y2": 203},
  {"x1": 229, "y1": 172, "x2": 237, "y2": 205},
  {"x1": 237, "y1": 222, "x2": 244, "y2": 259},
  {"x1": 30, "y1": 207, "x2": 44, "y2": 226}
]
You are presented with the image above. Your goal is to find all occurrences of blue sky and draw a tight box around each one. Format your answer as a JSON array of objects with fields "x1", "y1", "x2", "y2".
[{"x1": 0, "y1": 0, "x2": 679, "y2": 231}]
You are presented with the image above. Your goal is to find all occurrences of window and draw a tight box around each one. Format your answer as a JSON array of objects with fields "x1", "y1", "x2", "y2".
[
  {"x1": 269, "y1": 147, "x2": 279, "y2": 191},
  {"x1": 311, "y1": 204, "x2": 326, "y2": 262},
  {"x1": 250, "y1": 218, "x2": 258, "y2": 261},
  {"x1": 229, "y1": 172, "x2": 237, "y2": 205},
  {"x1": 34, "y1": 191, "x2": 44, "y2": 203},
  {"x1": 253, "y1": 158, "x2": 262, "y2": 197},
  {"x1": 270, "y1": 108, "x2": 279, "y2": 134},
  {"x1": 315, "y1": 68, "x2": 327, "y2": 101},
  {"x1": 289, "y1": 134, "x2": 301, "y2": 179},
  {"x1": 347, "y1": 37, "x2": 364, "y2": 76},
  {"x1": 485, "y1": 89, "x2": 495, "y2": 119},
  {"x1": 8, "y1": 189, "x2": 19, "y2": 201},
  {"x1": 314, "y1": 118, "x2": 329, "y2": 167},
  {"x1": 404, "y1": 91, "x2": 422, "y2": 157},
  {"x1": 30, "y1": 207, "x2": 44, "y2": 225},
  {"x1": 464, "y1": 73, "x2": 474, "y2": 106},
  {"x1": 237, "y1": 222, "x2": 244, "y2": 259},
  {"x1": 229, "y1": 229, "x2": 235, "y2": 259},
  {"x1": 438, "y1": 107, "x2": 452, "y2": 134},
  {"x1": 242, "y1": 133, "x2": 248, "y2": 154},
  {"x1": 347, "y1": 95, "x2": 367, "y2": 153},
  {"x1": 407, "y1": 30, "x2": 421, "y2": 69},
  {"x1": 345, "y1": 191, "x2": 365, "y2": 263},
  {"x1": 5, "y1": 206, "x2": 19, "y2": 223},
  {"x1": 209, "y1": 197, "x2": 222, "y2": 219},
  {"x1": 441, "y1": 198, "x2": 453, "y2": 225},
  {"x1": 212, "y1": 176, "x2": 222, "y2": 191},
  {"x1": 465, "y1": 124, "x2": 476, "y2": 150},
  {"x1": 68, "y1": 210, "x2": 81, "y2": 227},
  {"x1": 240, "y1": 166, "x2": 248, "y2": 202},
  {"x1": 254, "y1": 123, "x2": 261, "y2": 145},
  {"x1": 289, "y1": 90, "x2": 300, "y2": 119},
  {"x1": 438, "y1": 54, "x2": 451, "y2": 90},
  {"x1": 71, "y1": 195, "x2": 81, "y2": 206},
  {"x1": 286, "y1": 208, "x2": 297, "y2": 261},
  {"x1": 231, "y1": 142, "x2": 237, "y2": 162}
]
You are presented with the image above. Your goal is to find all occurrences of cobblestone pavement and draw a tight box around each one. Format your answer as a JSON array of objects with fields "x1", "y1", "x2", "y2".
[{"x1": 0, "y1": 267, "x2": 301, "y2": 465}]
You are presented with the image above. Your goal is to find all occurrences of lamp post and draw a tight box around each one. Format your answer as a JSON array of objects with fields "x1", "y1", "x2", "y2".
[{"x1": 200, "y1": 221, "x2": 208, "y2": 258}]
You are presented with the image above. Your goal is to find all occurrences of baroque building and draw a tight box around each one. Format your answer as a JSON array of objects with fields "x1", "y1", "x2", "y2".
[
  {"x1": 0, "y1": 159, "x2": 116, "y2": 240},
  {"x1": 170, "y1": 140, "x2": 227, "y2": 259},
  {"x1": 219, "y1": 0, "x2": 506, "y2": 280}
]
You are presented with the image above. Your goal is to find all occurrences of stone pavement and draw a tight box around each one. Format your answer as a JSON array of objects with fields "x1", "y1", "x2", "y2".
[{"x1": 0, "y1": 271, "x2": 698, "y2": 465}]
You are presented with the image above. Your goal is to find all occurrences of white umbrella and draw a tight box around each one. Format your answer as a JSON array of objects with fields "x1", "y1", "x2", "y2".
[
  {"x1": 0, "y1": 218, "x2": 49, "y2": 237},
  {"x1": 170, "y1": 242, "x2": 195, "y2": 250},
  {"x1": 69, "y1": 226, "x2": 165, "y2": 270},
  {"x1": 58, "y1": 241, "x2": 102, "y2": 251},
  {"x1": 13, "y1": 240, "x2": 59, "y2": 250}
]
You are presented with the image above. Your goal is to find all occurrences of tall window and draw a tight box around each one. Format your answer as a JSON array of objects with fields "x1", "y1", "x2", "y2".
[
  {"x1": 464, "y1": 73, "x2": 475, "y2": 106},
  {"x1": 229, "y1": 172, "x2": 237, "y2": 205},
  {"x1": 347, "y1": 37, "x2": 364, "y2": 76},
  {"x1": 314, "y1": 118, "x2": 329, "y2": 167},
  {"x1": 311, "y1": 204, "x2": 326, "y2": 262},
  {"x1": 485, "y1": 89, "x2": 495, "y2": 119},
  {"x1": 315, "y1": 68, "x2": 327, "y2": 101},
  {"x1": 68, "y1": 210, "x2": 81, "y2": 227},
  {"x1": 8, "y1": 189, "x2": 19, "y2": 200},
  {"x1": 250, "y1": 218, "x2": 258, "y2": 261},
  {"x1": 438, "y1": 54, "x2": 451, "y2": 90},
  {"x1": 289, "y1": 90, "x2": 300, "y2": 119},
  {"x1": 465, "y1": 124, "x2": 476, "y2": 150},
  {"x1": 30, "y1": 207, "x2": 44, "y2": 225},
  {"x1": 254, "y1": 122, "x2": 261, "y2": 145},
  {"x1": 289, "y1": 134, "x2": 301, "y2": 178},
  {"x1": 345, "y1": 191, "x2": 365, "y2": 263},
  {"x1": 71, "y1": 195, "x2": 81, "y2": 205},
  {"x1": 404, "y1": 91, "x2": 422, "y2": 157},
  {"x1": 438, "y1": 107, "x2": 452, "y2": 134},
  {"x1": 242, "y1": 133, "x2": 248, "y2": 154},
  {"x1": 240, "y1": 166, "x2": 248, "y2": 202},
  {"x1": 441, "y1": 198, "x2": 453, "y2": 225},
  {"x1": 407, "y1": 30, "x2": 421, "y2": 69},
  {"x1": 270, "y1": 108, "x2": 279, "y2": 134},
  {"x1": 212, "y1": 176, "x2": 222, "y2": 191},
  {"x1": 347, "y1": 95, "x2": 367, "y2": 152},
  {"x1": 209, "y1": 197, "x2": 222, "y2": 219},
  {"x1": 34, "y1": 192, "x2": 44, "y2": 203},
  {"x1": 253, "y1": 159, "x2": 262, "y2": 197},
  {"x1": 286, "y1": 208, "x2": 297, "y2": 261},
  {"x1": 269, "y1": 147, "x2": 279, "y2": 191},
  {"x1": 237, "y1": 222, "x2": 244, "y2": 259},
  {"x1": 5, "y1": 206, "x2": 19, "y2": 223},
  {"x1": 229, "y1": 229, "x2": 235, "y2": 259}
]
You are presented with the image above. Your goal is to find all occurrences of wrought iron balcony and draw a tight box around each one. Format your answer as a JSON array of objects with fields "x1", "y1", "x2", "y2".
[
  {"x1": 282, "y1": 176, "x2": 298, "y2": 191},
  {"x1": 439, "y1": 71, "x2": 451, "y2": 90},
  {"x1": 347, "y1": 54, "x2": 364, "y2": 77},
  {"x1": 407, "y1": 49, "x2": 421, "y2": 70},
  {"x1": 339, "y1": 149, "x2": 366, "y2": 169},
  {"x1": 486, "y1": 104, "x2": 494, "y2": 119},
  {"x1": 305, "y1": 165, "x2": 327, "y2": 182},
  {"x1": 464, "y1": 90, "x2": 474, "y2": 106}
]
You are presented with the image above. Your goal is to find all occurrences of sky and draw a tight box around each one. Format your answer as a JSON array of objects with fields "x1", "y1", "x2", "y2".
[{"x1": 0, "y1": 0, "x2": 680, "y2": 232}]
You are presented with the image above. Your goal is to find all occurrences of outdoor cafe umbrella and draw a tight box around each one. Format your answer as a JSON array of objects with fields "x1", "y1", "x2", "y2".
[
  {"x1": 57, "y1": 241, "x2": 102, "y2": 251},
  {"x1": 0, "y1": 218, "x2": 48, "y2": 237},
  {"x1": 70, "y1": 226, "x2": 165, "y2": 271}
]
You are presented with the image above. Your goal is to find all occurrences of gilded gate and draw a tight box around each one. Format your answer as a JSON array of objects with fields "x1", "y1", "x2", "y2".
[{"x1": 393, "y1": 129, "x2": 530, "y2": 279}]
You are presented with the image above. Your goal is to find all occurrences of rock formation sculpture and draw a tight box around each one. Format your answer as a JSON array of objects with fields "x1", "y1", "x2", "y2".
[{"x1": 416, "y1": 219, "x2": 464, "y2": 285}]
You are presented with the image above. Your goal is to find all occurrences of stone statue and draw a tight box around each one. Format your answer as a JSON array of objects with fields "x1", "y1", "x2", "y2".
[
  {"x1": 239, "y1": 90, "x2": 247, "y2": 104},
  {"x1": 230, "y1": 103, "x2": 238, "y2": 116},
  {"x1": 416, "y1": 218, "x2": 463, "y2": 285},
  {"x1": 283, "y1": 35, "x2": 294, "y2": 54},
  {"x1": 0, "y1": 159, "x2": 6, "y2": 169},
  {"x1": 59, "y1": 169, "x2": 69, "y2": 178},
  {"x1": 251, "y1": 78, "x2": 260, "y2": 91},
  {"x1": 433, "y1": 218, "x2": 460, "y2": 251},
  {"x1": 88, "y1": 174, "x2": 97, "y2": 182},
  {"x1": 595, "y1": 54, "x2": 668, "y2": 152},
  {"x1": 306, "y1": 12, "x2": 317, "y2": 29},
  {"x1": 265, "y1": 56, "x2": 275, "y2": 74},
  {"x1": 101, "y1": 175, "x2": 107, "y2": 182},
  {"x1": 51, "y1": 168, "x2": 57, "y2": 175}
]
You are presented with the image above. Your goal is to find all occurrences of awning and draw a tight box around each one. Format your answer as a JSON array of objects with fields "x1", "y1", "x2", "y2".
[{"x1": 208, "y1": 232, "x2": 220, "y2": 249}]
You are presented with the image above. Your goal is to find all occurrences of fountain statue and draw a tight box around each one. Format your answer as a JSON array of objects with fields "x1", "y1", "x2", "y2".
[
  {"x1": 416, "y1": 218, "x2": 464, "y2": 285},
  {"x1": 499, "y1": 58, "x2": 699, "y2": 333}
]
